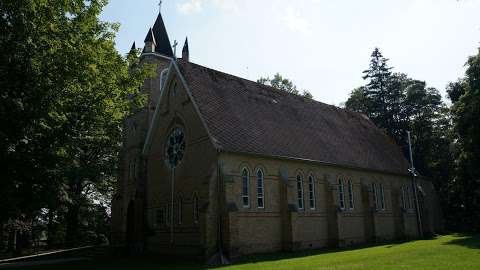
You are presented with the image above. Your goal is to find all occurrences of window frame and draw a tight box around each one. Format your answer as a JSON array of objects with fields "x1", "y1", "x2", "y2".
[
  {"x1": 308, "y1": 174, "x2": 316, "y2": 210},
  {"x1": 372, "y1": 183, "x2": 378, "y2": 210},
  {"x1": 178, "y1": 198, "x2": 183, "y2": 225},
  {"x1": 256, "y1": 168, "x2": 265, "y2": 209},
  {"x1": 296, "y1": 174, "x2": 305, "y2": 210},
  {"x1": 241, "y1": 168, "x2": 250, "y2": 208},
  {"x1": 193, "y1": 194, "x2": 199, "y2": 224},
  {"x1": 347, "y1": 179, "x2": 355, "y2": 210},
  {"x1": 338, "y1": 177, "x2": 345, "y2": 210},
  {"x1": 379, "y1": 183, "x2": 385, "y2": 210}
]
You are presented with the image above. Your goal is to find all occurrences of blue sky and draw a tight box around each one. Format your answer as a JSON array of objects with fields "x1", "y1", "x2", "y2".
[{"x1": 101, "y1": 0, "x2": 480, "y2": 105}]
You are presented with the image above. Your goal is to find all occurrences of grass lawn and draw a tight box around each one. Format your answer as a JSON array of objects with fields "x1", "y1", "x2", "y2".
[{"x1": 9, "y1": 234, "x2": 480, "y2": 270}]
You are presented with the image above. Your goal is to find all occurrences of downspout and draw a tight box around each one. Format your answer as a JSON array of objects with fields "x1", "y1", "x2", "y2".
[{"x1": 407, "y1": 131, "x2": 423, "y2": 238}]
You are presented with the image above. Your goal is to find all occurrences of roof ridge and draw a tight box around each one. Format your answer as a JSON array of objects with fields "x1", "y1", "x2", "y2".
[{"x1": 178, "y1": 60, "x2": 371, "y2": 120}]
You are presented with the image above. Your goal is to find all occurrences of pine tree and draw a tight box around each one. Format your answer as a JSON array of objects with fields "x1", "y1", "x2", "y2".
[{"x1": 362, "y1": 48, "x2": 393, "y2": 130}]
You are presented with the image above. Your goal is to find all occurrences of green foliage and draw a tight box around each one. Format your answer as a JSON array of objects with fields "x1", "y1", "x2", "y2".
[
  {"x1": 0, "y1": 0, "x2": 155, "y2": 249},
  {"x1": 346, "y1": 48, "x2": 455, "y2": 231},
  {"x1": 447, "y1": 47, "x2": 480, "y2": 232},
  {"x1": 258, "y1": 73, "x2": 313, "y2": 99}
]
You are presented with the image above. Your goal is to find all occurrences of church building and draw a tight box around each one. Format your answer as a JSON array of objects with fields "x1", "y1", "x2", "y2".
[{"x1": 111, "y1": 10, "x2": 443, "y2": 261}]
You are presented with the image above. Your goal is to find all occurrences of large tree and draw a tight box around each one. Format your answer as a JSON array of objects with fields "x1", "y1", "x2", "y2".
[
  {"x1": 447, "y1": 47, "x2": 480, "y2": 231},
  {"x1": 0, "y1": 0, "x2": 154, "y2": 250},
  {"x1": 345, "y1": 49, "x2": 454, "y2": 231}
]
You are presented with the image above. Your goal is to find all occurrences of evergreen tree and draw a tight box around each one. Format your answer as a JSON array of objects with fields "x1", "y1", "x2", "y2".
[{"x1": 362, "y1": 48, "x2": 393, "y2": 129}]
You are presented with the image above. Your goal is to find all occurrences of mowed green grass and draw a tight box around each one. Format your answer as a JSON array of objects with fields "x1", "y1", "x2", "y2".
[{"x1": 12, "y1": 234, "x2": 480, "y2": 270}]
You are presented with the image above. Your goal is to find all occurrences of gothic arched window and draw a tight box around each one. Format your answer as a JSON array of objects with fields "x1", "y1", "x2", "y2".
[
  {"x1": 347, "y1": 179, "x2": 355, "y2": 210},
  {"x1": 296, "y1": 174, "x2": 304, "y2": 210},
  {"x1": 338, "y1": 177, "x2": 345, "y2": 210},
  {"x1": 193, "y1": 193, "x2": 199, "y2": 224},
  {"x1": 256, "y1": 169, "x2": 265, "y2": 208},
  {"x1": 241, "y1": 168, "x2": 250, "y2": 208},
  {"x1": 308, "y1": 174, "x2": 316, "y2": 210}
]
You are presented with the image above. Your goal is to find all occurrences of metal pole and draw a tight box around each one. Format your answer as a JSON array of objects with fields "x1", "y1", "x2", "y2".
[
  {"x1": 407, "y1": 131, "x2": 423, "y2": 238},
  {"x1": 170, "y1": 168, "x2": 175, "y2": 244}
]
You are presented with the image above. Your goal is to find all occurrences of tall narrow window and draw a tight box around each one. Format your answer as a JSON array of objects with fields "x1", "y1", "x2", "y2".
[
  {"x1": 166, "y1": 204, "x2": 171, "y2": 227},
  {"x1": 348, "y1": 179, "x2": 354, "y2": 210},
  {"x1": 338, "y1": 177, "x2": 345, "y2": 210},
  {"x1": 156, "y1": 208, "x2": 165, "y2": 226},
  {"x1": 178, "y1": 198, "x2": 183, "y2": 225},
  {"x1": 308, "y1": 175, "x2": 316, "y2": 210},
  {"x1": 241, "y1": 168, "x2": 250, "y2": 208},
  {"x1": 193, "y1": 194, "x2": 199, "y2": 224},
  {"x1": 401, "y1": 186, "x2": 407, "y2": 209},
  {"x1": 257, "y1": 169, "x2": 264, "y2": 208},
  {"x1": 159, "y1": 68, "x2": 169, "y2": 91},
  {"x1": 372, "y1": 183, "x2": 378, "y2": 210},
  {"x1": 296, "y1": 174, "x2": 304, "y2": 210},
  {"x1": 379, "y1": 183, "x2": 385, "y2": 210}
]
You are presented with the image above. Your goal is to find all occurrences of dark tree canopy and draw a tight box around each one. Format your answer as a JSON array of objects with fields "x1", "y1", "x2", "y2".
[
  {"x1": 0, "y1": 0, "x2": 155, "y2": 251},
  {"x1": 446, "y1": 47, "x2": 480, "y2": 231}
]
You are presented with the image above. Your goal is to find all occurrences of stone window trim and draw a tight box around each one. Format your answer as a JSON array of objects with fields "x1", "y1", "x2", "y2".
[
  {"x1": 241, "y1": 167, "x2": 250, "y2": 208},
  {"x1": 296, "y1": 174, "x2": 305, "y2": 210},
  {"x1": 193, "y1": 193, "x2": 199, "y2": 224},
  {"x1": 338, "y1": 177, "x2": 346, "y2": 210},
  {"x1": 159, "y1": 68, "x2": 169, "y2": 92},
  {"x1": 178, "y1": 197, "x2": 183, "y2": 225},
  {"x1": 379, "y1": 183, "x2": 385, "y2": 210},
  {"x1": 308, "y1": 174, "x2": 316, "y2": 210},
  {"x1": 347, "y1": 179, "x2": 355, "y2": 210},
  {"x1": 372, "y1": 182, "x2": 386, "y2": 211},
  {"x1": 256, "y1": 168, "x2": 265, "y2": 209}
]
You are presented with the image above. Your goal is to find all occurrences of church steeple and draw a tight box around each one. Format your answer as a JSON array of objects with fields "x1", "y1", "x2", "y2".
[
  {"x1": 144, "y1": 27, "x2": 156, "y2": 53},
  {"x1": 182, "y1": 37, "x2": 189, "y2": 62},
  {"x1": 143, "y1": 11, "x2": 173, "y2": 57}
]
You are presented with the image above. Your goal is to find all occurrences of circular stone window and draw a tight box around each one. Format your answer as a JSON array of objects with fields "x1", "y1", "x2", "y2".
[{"x1": 165, "y1": 127, "x2": 186, "y2": 169}]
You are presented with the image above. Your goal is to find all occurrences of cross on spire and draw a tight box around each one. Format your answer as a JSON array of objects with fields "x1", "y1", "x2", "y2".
[
  {"x1": 158, "y1": 0, "x2": 163, "y2": 13},
  {"x1": 172, "y1": 40, "x2": 178, "y2": 58}
]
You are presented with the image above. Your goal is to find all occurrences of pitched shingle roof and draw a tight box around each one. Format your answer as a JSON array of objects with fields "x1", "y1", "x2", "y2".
[{"x1": 177, "y1": 60, "x2": 410, "y2": 175}]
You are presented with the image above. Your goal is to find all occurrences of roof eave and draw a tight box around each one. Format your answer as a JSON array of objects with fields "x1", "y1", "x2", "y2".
[{"x1": 218, "y1": 149, "x2": 410, "y2": 177}]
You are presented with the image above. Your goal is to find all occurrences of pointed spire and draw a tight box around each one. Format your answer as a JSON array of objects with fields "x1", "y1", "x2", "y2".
[
  {"x1": 151, "y1": 12, "x2": 173, "y2": 56},
  {"x1": 130, "y1": 41, "x2": 136, "y2": 51},
  {"x1": 143, "y1": 28, "x2": 156, "y2": 53},
  {"x1": 144, "y1": 27, "x2": 156, "y2": 44},
  {"x1": 182, "y1": 37, "x2": 189, "y2": 62}
]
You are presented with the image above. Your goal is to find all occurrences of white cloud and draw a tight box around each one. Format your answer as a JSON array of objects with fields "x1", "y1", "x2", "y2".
[
  {"x1": 211, "y1": 0, "x2": 240, "y2": 13},
  {"x1": 177, "y1": 0, "x2": 240, "y2": 15},
  {"x1": 177, "y1": 0, "x2": 204, "y2": 15},
  {"x1": 283, "y1": 7, "x2": 311, "y2": 35}
]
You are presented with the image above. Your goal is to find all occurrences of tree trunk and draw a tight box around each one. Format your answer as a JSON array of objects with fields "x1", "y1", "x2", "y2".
[
  {"x1": 66, "y1": 181, "x2": 82, "y2": 248},
  {"x1": 47, "y1": 209, "x2": 55, "y2": 249}
]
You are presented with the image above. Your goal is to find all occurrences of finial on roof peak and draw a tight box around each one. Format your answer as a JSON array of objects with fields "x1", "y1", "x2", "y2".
[
  {"x1": 182, "y1": 37, "x2": 189, "y2": 62},
  {"x1": 159, "y1": 0, "x2": 163, "y2": 14}
]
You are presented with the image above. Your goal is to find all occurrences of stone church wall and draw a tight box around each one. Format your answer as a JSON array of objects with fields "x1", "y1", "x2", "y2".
[
  {"x1": 144, "y1": 71, "x2": 218, "y2": 259},
  {"x1": 219, "y1": 153, "x2": 438, "y2": 257}
]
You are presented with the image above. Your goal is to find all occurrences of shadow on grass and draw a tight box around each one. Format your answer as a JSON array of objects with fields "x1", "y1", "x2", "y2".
[
  {"x1": 215, "y1": 240, "x2": 412, "y2": 268},
  {"x1": 443, "y1": 234, "x2": 480, "y2": 249}
]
